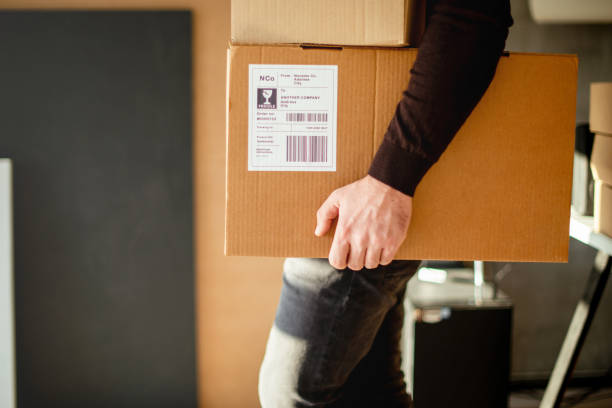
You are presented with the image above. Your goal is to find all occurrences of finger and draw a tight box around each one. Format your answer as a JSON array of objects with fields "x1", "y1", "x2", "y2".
[
  {"x1": 347, "y1": 245, "x2": 366, "y2": 271},
  {"x1": 380, "y1": 247, "x2": 396, "y2": 266},
  {"x1": 315, "y1": 193, "x2": 339, "y2": 237},
  {"x1": 329, "y1": 237, "x2": 349, "y2": 270},
  {"x1": 365, "y1": 247, "x2": 382, "y2": 269}
]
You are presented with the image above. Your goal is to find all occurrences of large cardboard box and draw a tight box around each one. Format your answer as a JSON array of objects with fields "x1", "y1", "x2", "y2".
[
  {"x1": 590, "y1": 82, "x2": 612, "y2": 136},
  {"x1": 591, "y1": 134, "x2": 612, "y2": 184},
  {"x1": 226, "y1": 45, "x2": 578, "y2": 262},
  {"x1": 231, "y1": 0, "x2": 417, "y2": 46},
  {"x1": 594, "y1": 180, "x2": 612, "y2": 237}
]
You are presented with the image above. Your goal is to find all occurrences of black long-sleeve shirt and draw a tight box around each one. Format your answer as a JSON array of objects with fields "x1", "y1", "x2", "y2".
[{"x1": 368, "y1": 0, "x2": 513, "y2": 197}]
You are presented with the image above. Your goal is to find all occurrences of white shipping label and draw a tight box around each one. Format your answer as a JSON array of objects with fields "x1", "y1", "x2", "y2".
[{"x1": 248, "y1": 64, "x2": 338, "y2": 171}]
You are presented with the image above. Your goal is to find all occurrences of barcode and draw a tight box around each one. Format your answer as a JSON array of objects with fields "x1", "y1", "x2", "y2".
[
  {"x1": 285, "y1": 112, "x2": 328, "y2": 122},
  {"x1": 286, "y1": 136, "x2": 328, "y2": 162}
]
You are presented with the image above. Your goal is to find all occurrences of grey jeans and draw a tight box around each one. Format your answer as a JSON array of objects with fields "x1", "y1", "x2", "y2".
[{"x1": 259, "y1": 258, "x2": 421, "y2": 407}]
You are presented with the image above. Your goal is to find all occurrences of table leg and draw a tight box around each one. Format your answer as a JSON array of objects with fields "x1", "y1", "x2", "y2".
[{"x1": 540, "y1": 251, "x2": 611, "y2": 408}]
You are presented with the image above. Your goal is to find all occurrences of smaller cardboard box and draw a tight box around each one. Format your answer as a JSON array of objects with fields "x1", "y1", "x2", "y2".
[
  {"x1": 590, "y1": 82, "x2": 612, "y2": 135},
  {"x1": 590, "y1": 134, "x2": 612, "y2": 184},
  {"x1": 594, "y1": 180, "x2": 612, "y2": 237},
  {"x1": 231, "y1": 0, "x2": 417, "y2": 46}
]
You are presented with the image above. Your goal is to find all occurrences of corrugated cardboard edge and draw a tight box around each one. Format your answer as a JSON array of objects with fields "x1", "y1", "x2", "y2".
[
  {"x1": 230, "y1": 41, "x2": 409, "y2": 47},
  {"x1": 224, "y1": 47, "x2": 232, "y2": 256},
  {"x1": 371, "y1": 52, "x2": 379, "y2": 161},
  {"x1": 554, "y1": 53, "x2": 578, "y2": 264},
  {"x1": 536, "y1": 52, "x2": 577, "y2": 264},
  {"x1": 404, "y1": 0, "x2": 411, "y2": 43},
  {"x1": 229, "y1": 42, "x2": 410, "y2": 49}
]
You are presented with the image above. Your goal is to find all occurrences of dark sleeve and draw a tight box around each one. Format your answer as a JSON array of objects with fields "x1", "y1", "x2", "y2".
[{"x1": 368, "y1": 0, "x2": 513, "y2": 197}]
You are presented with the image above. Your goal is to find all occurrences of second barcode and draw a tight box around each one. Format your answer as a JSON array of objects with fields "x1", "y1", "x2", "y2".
[{"x1": 286, "y1": 135, "x2": 328, "y2": 162}]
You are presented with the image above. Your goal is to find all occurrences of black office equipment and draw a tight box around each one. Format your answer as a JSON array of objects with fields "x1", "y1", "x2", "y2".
[{"x1": 403, "y1": 269, "x2": 513, "y2": 408}]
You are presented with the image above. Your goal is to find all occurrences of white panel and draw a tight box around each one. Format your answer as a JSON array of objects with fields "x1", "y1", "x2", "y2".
[
  {"x1": 529, "y1": 0, "x2": 612, "y2": 23},
  {"x1": 0, "y1": 159, "x2": 15, "y2": 408}
]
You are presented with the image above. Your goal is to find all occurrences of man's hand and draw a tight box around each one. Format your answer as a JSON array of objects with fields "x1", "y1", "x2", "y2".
[{"x1": 315, "y1": 175, "x2": 413, "y2": 271}]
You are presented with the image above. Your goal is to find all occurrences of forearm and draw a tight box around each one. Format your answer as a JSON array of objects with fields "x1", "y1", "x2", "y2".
[{"x1": 368, "y1": 0, "x2": 513, "y2": 196}]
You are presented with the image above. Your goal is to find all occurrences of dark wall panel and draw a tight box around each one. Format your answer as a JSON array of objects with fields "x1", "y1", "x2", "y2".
[{"x1": 0, "y1": 11, "x2": 195, "y2": 407}]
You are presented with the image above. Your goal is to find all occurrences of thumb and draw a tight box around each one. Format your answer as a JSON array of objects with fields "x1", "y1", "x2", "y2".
[{"x1": 315, "y1": 193, "x2": 339, "y2": 237}]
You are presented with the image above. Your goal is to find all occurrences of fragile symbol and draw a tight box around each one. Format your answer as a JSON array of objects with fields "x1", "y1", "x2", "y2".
[{"x1": 257, "y1": 88, "x2": 277, "y2": 109}]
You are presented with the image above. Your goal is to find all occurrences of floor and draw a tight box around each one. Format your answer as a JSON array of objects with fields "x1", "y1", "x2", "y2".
[{"x1": 509, "y1": 387, "x2": 612, "y2": 407}]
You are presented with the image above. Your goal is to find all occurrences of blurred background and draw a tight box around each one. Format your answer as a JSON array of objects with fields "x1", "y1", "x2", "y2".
[{"x1": 0, "y1": 0, "x2": 611, "y2": 407}]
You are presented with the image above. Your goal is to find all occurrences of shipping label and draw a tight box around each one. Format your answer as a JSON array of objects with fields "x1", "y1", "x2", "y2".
[{"x1": 248, "y1": 64, "x2": 338, "y2": 171}]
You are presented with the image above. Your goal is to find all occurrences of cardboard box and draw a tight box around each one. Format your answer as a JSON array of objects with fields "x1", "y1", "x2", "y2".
[
  {"x1": 231, "y1": 0, "x2": 416, "y2": 46},
  {"x1": 591, "y1": 134, "x2": 612, "y2": 184},
  {"x1": 226, "y1": 45, "x2": 578, "y2": 262},
  {"x1": 594, "y1": 180, "x2": 612, "y2": 237},
  {"x1": 590, "y1": 82, "x2": 612, "y2": 136}
]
